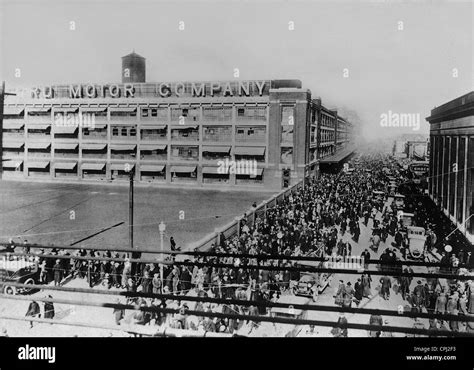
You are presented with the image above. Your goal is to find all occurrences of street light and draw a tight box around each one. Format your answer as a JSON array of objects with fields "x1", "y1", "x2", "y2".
[
  {"x1": 158, "y1": 221, "x2": 166, "y2": 293},
  {"x1": 124, "y1": 163, "x2": 134, "y2": 251}
]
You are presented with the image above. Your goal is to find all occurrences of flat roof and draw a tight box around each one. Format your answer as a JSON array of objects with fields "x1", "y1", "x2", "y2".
[
  {"x1": 319, "y1": 147, "x2": 354, "y2": 164},
  {"x1": 426, "y1": 91, "x2": 474, "y2": 123}
]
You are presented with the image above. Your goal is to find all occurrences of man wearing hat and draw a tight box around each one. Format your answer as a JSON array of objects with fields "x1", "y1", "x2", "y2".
[
  {"x1": 379, "y1": 275, "x2": 392, "y2": 300},
  {"x1": 53, "y1": 259, "x2": 63, "y2": 286},
  {"x1": 343, "y1": 282, "x2": 354, "y2": 308},
  {"x1": 413, "y1": 280, "x2": 426, "y2": 305}
]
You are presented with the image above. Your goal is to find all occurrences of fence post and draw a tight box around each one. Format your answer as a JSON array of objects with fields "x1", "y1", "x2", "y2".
[
  {"x1": 215, "y1": 228, "x2": 221, "y2": 247},
  {"x1": 235, "y1": 216, "x2": 241, "y2": 237}
]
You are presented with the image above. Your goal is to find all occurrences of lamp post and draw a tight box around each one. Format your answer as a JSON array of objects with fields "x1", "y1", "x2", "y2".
[
  {"x1": 158, "y1": 221, "x2": 166, "y2": 293},
  {"x1": 124, "y1": 163, "x2": 134, "y2": 251}
]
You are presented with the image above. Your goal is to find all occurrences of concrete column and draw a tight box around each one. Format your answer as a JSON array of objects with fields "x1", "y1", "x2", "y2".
[
  {"x1": 440, "y1": 136, "x2": 445, "y2": 210},
  {"x1": 446, "y1": 136, "x2": 451, "y2": 213},
  {"x1": 453, "y1": 136, "x2": 459, "y2": 219},
  {"x1": 462, "y1": 137, "x2": 469, "y2": 233}
]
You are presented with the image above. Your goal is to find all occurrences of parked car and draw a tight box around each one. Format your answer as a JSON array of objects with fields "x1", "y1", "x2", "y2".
[{"x1": 0, "y1": 254, "x2": 40, "y2": 295}]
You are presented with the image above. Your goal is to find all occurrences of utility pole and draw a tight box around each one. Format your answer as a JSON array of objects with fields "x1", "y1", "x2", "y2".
[
  {"x1": 126, "y1": 164, "x2": 142, "y2": 277},
  {"x1": 128, "y1": 165, "x2": 134, "y2": 251},
  {"x1": 158, "y1": 221, "x2": 166, "y2": 293}
]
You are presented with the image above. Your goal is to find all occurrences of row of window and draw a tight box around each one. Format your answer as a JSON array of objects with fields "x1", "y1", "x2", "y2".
[
  {"x1": 321, "y1": 114, "x2": 336, "y2": 129},
  {"x1": 4, "y1": 106, "x2": 268, "y2": 120},
  {"x1": 3, "y1": 125, "x2": 267, "y2": 141},
  {"x1": 4, "y1": 163, "x2": 265, "y2": 184}
]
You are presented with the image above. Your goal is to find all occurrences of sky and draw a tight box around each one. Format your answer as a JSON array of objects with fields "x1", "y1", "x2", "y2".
[{"x1": 0, "y1": 0, "x2": 472, "y2": 140}]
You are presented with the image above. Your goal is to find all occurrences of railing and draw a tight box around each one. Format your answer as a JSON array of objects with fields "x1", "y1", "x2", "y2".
[{"x1": 191, "y1": 180, "x2": 304, "y2": 252}]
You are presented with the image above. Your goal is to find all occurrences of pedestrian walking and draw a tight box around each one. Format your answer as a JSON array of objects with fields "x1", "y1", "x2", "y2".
[{"x1": 25, "y1": 300, "x2": 41, "y2": 328}]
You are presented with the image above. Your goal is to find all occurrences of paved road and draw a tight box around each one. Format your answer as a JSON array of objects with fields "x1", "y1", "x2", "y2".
[{"x1": 301, "y1": 197, "x2": 428, "y2": 337}]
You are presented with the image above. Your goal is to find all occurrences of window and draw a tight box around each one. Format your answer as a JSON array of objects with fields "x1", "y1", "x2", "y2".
[
  {"x1": 237, "y1": 129, "x2": 244, "y2": 135},
  {"x1": 83, "y1": 128, "x2": 89, "y2": 136},
  {"x1": 281, "y1": 147, "x2": 293, "y2": 165},
  {"x1": 238, "y1": 108, "x2": 245, "y2": 117},
  {"x1": 151, "y1": 108, "x2": 157, "y2": 117},
  {"x1": 112, "y1": 128, "x2": 119, "y2": 136},
  {"x1": 142, "y1": 108, "x2": 149, "y2": 118},
  {"x1": 281, "y1": 107, "x2": 294, "y2": 125},
  {"x1": 248, "y1": 129, "x2": 254, "y2": 136},
  {"x1": 203, "y1": 107, "x2": 232, "y2": 121},
  {"x1": 121, "y1": 128, "x2": 128, "y2": 136},
  {"x1": 130, "y1": 128, "x2": 136, "y2": 136},
  {"x1": 182, "y1": 109, "x2": 188, "y2": 117}
]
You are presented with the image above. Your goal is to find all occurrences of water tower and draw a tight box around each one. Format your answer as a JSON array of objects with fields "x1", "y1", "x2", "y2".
[{"x1": 121, "y1": 51, "x2": 146, "y2": 83}]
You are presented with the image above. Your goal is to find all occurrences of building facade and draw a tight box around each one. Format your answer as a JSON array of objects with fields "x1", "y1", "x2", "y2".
[
  {"x1": 1, "y1": 54, "x2": 354, "y2": 191},
  {"x1": 426, "y1": 91, "x2": 474, "y2": 244}
]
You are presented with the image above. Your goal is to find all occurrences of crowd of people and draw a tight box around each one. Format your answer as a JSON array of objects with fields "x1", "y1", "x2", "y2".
[{"x1": 2, "y1": 152, "x2": 473, "y2": 336}]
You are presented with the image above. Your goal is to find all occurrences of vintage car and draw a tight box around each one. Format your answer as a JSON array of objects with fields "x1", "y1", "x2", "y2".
[
  {"x1": 393, "y1": 194, "x2": 406, "y2": 210},
  {"x1": 398, "y1": 211, "x2": 414, "y2": 228},
  {"x1": 293, "y1": 260, "x2": 332, "y2": 299},
  {"x1": 406, "y1": 226, "x2": 427, "y2": 260},
  {"x1": 293, "y1": 273, "x2": 319, "y2": 300},
  {"x1": 0, "y1": 254, "x2": 40, "y2": 295},
  {"x1": 250, "y1": 295, "x2": 311, "y2": 337}
]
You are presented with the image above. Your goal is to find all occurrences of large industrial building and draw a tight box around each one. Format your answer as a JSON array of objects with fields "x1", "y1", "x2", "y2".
[
  {"x1": 426, "y1": 91, "x2": 474, "y2": 244},
  {"x1": 1, "y1": 52, "x2": 355, "y2": 190}
]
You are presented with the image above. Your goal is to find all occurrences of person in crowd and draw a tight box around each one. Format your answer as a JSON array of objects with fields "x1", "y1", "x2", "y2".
[
  {"x1": 334, "y1": 280, "x2": 346, "y2": 306},
  {"x1": 25, "y1": 300, "x2": 41, "y2": 328},
  {"x1": 113, "y1": 298, "x2": 125, "y2": 325},
  {"x1": 354, "y1": 278, "x2": 364, "y2": 307},
  {"x1": 368, "y1": 314, "x2": 383, "y2": 337},
  {"x1": 361, "y1": 273, "x2": 372, "y2": 298},
  {"x1": 343, "y1": 282, "x2": 355, "y2": 308},
  {"x1": 361, "y1": 249, "x2": 370, "y2": 270},
  {"x1": 331, "y1": 312, "x2": 348, "y2": 338},
  {"x1": 43, "y1": 296, "x2": 55, "y2": 320},
  {"x1": 380, "y1": 275, "x2": 392, "y2": 300},
  {"x1": 53, "y1": 259, "x2": 63, "y2": 286},
  {"x1": 447, "y1": 291, "x2": 460, "y2": 332}
]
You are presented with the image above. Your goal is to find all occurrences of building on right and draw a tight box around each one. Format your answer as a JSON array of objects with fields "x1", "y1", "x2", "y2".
[{"x1": 426, "y1": 91, "x2": 474, "y2": 244}]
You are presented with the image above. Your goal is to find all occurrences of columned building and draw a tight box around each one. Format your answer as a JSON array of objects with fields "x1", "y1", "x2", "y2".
[{"x1": 426, "y1": 91, "x2": 474, "y2": 244}]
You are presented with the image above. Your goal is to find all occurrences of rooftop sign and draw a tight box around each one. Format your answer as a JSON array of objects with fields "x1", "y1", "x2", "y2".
[{"x1": 10, "y1": 81, "x2": 270, "y2": 100}]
